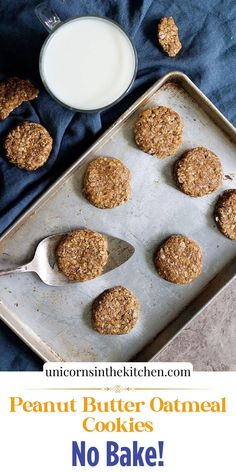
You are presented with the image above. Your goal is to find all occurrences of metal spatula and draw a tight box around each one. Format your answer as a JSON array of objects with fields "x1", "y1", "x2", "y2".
[{"x1": 0, "y1": 232, "x2": 135, "y2": 286}]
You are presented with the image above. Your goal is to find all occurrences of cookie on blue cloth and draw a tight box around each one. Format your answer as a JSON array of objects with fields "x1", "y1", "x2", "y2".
[
  {"x1": 4, "y1": 121, "x2": 53, "y2": 171},
  {"x1": 0, "y1": 77, "x2": 39, "y2": 120}
]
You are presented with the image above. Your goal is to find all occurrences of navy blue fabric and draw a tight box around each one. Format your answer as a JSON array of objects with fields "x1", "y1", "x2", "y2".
[{"x1": 0, "y1": 0, "x2": 236, "y2": 371}]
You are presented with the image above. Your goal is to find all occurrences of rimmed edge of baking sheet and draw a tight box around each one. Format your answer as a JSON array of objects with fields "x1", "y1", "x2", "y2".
[{"x1": 133, "y1": 258, "x2": 236, "y2": 362}]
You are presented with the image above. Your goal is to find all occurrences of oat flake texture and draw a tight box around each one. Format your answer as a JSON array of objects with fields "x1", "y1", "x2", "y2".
[
  {"x1": 92, "y1": 286, "x2": 140, "y2": 335},
  {"x1": 158, "y1": 16, "x2": 182, "y2": 57},
  {"x1": 4, "y1": 121, "x2": 53, "y2": 171},
  {"x1": 0, "y1": 77, "x2": 39, "y2": 120},
  {"x1": 155, "y1": 234, "x2": 203, "y2": 284},
  {"x1": 56, "y1": 229, "x2": 108, "y2": 281},
  {"x1": 175, "y1": 147, "x2": 222, "y2": 197},
  {"x1": 134, "y1": 106, "x2": 183, "y2": 158},
  {"x1": 83, "y1": 156, "x2": 131, "y2": 208},
  {"x1": 215, "y1": 189, "x2": 236, "y2": 240}
]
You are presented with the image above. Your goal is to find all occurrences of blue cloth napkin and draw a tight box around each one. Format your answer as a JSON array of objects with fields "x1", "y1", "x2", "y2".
[{"x1": 0, "y1": 0, "x2": 236, "y2": 371}]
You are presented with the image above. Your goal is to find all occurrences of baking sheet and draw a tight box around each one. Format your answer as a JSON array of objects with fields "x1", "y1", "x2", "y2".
[{"x1": 0, "y1": 72, "x2": 236, "y2": 362}]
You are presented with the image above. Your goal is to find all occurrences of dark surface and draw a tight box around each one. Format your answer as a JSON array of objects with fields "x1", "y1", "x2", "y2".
[{"x1": 0, "y1": 0, "x2": 236, "y2": 371}]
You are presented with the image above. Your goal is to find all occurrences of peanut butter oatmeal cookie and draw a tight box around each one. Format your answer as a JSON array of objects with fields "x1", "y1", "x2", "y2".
[
  {"x1": 0, "y1": 77, "x2": 39, "y2": 120},
  {"x1": 92, "y1": 286, "x2": 140, "y2": 335},
  {"x1": 4, "y1": 121, "x2": 53, "y2": 171},
  {"x1": 56, "y1": 229, "x2": 108, "y2": 281},
  {"x1": 174, "y1": 147, "x2": 222, "y2": 197},
  {"x1": 83, "y1": 157, "x2": 131, "y2": 209},
  {"x1": 155, "y1": 235, "x2": 203, "y2": 284},
  {"x1": 158, "y1": 17, "x2": 182, "y2": 57},
  {"x1": 215, "y1": 189, "x2": 236, "y2": 240},
  {"x1": 134, "y1": 106, "x2": 183, "y2": 158}
]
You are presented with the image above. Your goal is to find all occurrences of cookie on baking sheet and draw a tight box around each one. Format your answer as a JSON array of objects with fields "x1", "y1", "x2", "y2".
[
  {"x1": 158, "y1": 17, "x2": 182, "y2": 57},
  {"x1": 4, "y1": 121, "x2": 53, "y2": 171},
  {"x1": 134, "y1": 106, "x2": 183, "y2": 158},
  {"x1": 174, "y1": 147, "x2": 223, "y2": 197},
  {"x1": 155, "y1": 234, "x2": 203, "y2": 284},
  {"x1": 0, "y1": 77, "x2": 39, "y2": 120},
  {"x1": 215, "y1": 189, "x2": 236, "y2": 240},
  {"x1": 92, "y1": 286, "x2": 140, "y2": 335},
  {"x1": 83, "y1": 156, "x2": 131, "y2": 209},
  {"x1": 56, "y1": 229, "x2": 108, "y2": 282}
]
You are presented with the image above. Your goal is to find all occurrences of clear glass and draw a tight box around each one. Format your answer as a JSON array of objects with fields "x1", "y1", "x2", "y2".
[{"x1": 35, "y1": 3, "x2": 138, "y2": 113}]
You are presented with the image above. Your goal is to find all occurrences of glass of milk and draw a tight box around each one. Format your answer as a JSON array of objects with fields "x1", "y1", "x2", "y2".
[{"x1": 35, "y1": 3, "x2": 138, "y2": 113}]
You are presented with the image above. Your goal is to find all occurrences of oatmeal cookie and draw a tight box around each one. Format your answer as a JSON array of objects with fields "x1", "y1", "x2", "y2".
[
  {"x1": 158, "y1": 17, "x2": 182, "y2": 57},
  {"x1": 215, "y1": 189, "x2": 236, "y2": 240},
  {"x1": 0, "y1": 77, "x2": 39, "y2": 120},
  {"x1": 83, "y1": 157, "x2": 131, "y2": 208},
  {"x1": 134, "y1": 106, "x2": 183, "y2": 158},
  {"x1": 155, "y1": 234, "x2": 203, "y2": 284},
  {"x1": 174, "y1": 147, "x2": 222, "y2": 197},
  {"x1": 56, "y1": 229, "x2": 108, "y2": 281},
  {"x1": 92, "y1": 286, "x2": 140, "y2": 335},
  {"x1": 4, "y1": 121, "x2": 53, "y2": 171}
]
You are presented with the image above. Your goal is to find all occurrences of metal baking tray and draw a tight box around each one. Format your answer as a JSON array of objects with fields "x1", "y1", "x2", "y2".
[{"x1": 0, "y1": 71, "x2": 236, "y2": 362}]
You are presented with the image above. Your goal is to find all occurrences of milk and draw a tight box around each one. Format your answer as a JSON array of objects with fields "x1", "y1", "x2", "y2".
[{"x1": 41, "y1": 17, "x2": 136, "y2": 111}]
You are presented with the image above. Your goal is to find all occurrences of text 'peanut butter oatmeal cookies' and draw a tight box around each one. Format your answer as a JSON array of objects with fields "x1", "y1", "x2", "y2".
[
  {"x1": 134, "y1": 106, "x2": 183, "y2": 158},
  {"x1": 215, "y1": 189, "x2": 236, "y2": 240},
  {"x1": 0, "y1": 77, "x2": 39, "y2": 120},
  {"x1": 83, "y1": 157, "x2": 131, "y2": 209},
  {"x1": 56, "y1": 229, "x2": 108, "y2": 281},
  {"x1": 174, "y1": 147, "x2": 223, "y2": 197},
  {"x1": 4, "y1": 122, "x2": 53, "y2": 171},
  {"x1": 155, "y1": 235, "x2": 203, "y2": 284},
  {"x1": 158, "y1": 17, "x2": 182, "y2": 57},
  {"x1": 92, "y1": 286, "x2": 140, "y2": 335}
]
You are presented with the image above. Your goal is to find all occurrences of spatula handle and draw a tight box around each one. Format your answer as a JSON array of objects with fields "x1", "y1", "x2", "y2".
[{"x1": 0, "y1": 264, "x2": 32, "y2": 276}]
